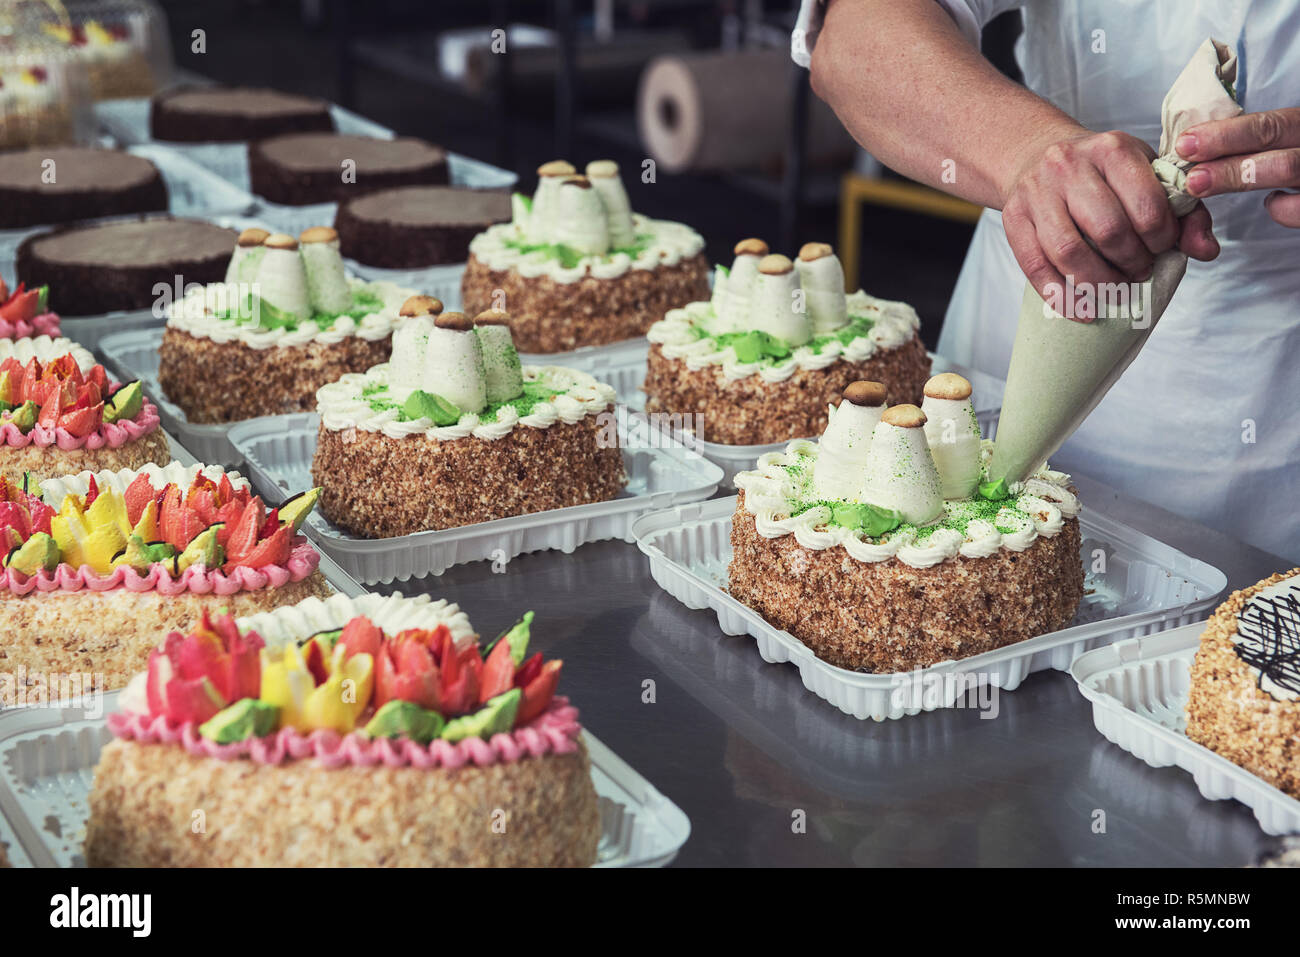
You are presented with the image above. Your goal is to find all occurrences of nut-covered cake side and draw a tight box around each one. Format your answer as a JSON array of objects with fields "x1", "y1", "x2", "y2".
[
  {"x1": 1185, "y1": 569, "x2": 1300, "y2": 800},
  {"x1": 460, "y1": 159, "x2": 709, "y2": 354},
  {"x1": 645, "y1": 240, "x2": 931, "y2": 446},
  {"x1": 729, "y1": 375, "x2": 1084, "y2": 672},
  {"x1": 312, "y1": 299, "x2": 627, "y2": 538},
  {"x1": 86, "y1": 593, "x2": 602, "y2": 867},
  {"x1": 0, "y1": 463, "x2": 331, "y2": 704},
  {"x1": 160, "y1": 226, "x2": 414, "y2": 424}
]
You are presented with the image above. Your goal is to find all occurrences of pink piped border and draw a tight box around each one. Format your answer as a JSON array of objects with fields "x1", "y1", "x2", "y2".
[
  {"x1": 0, "y1": 536, "x2": 319, "y2": 596},
  {"x1": 0, "y1": 312, "x2": 59, "y2": 340},
  {"x1": 108, "y1": 696, "x2": 583, "y2": 770},
  {"x1": 0, "y1": 397, "x2": 161, "y2": 451}
]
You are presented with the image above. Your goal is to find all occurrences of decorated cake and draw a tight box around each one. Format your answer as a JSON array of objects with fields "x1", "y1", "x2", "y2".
[
  {"x1": 461, "y1": 159, "x2": 709, "y2": 353},
  {"x1": 0, "y1": 62, "x2": 80, "y2": 150},
  {"x1": 85, "y1": 592, "x2": 601, "y2": 867},
  {"x1": 160, "y1": 226, "x2": 414, "y2": 423},
  {"x1": 1185, "y1": 569, "x2": 1300, "y2": 799},
  {"x1": 646, "y1": 240, "x2": 931, "y2": 446},
  {"x1": 0, "y1": 335, "x2": 167, "y2": 484},
  {"x1": 335, "y1": 185, "x2": 512, "y2": 269},
  {"x1": 249, "y1": 132, "x2": 449, "y2": 206},
  {"x1": 149, "y1": 86, "x2": 333, "y2": 143},
  {"x1": 730, "y1": 374, "x2": 1083, "y2": 672},
  {"x1": 40, "y1": 19, "x2": 155, "y2": 100},
  {"x1": 16, "y1": 216, "x2": 236, "y2": 316},
  {"x1": 0, "y1": 146, "x2": 167, "y2": 229},
  {"x1": 313, "y1": 299, "x2": 626, "y2": 538},
  {"x1": 0, "y1": 277, "x2": 60, "y2": 339},
  {"x1": 0, "y1": 461, "x2": 331, "y2": 704}
]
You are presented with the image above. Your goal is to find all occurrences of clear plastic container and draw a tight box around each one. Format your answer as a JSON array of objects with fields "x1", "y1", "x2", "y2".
[
  {"x1": 38, "y1": 0, "x2": 170, "y2": 100},
  {"x1": 633, "y1": 496, "x2": 1227, "y2": 721},
  {"x1": 1071, "y1": 623, "x2": 1300, "y2": 835},
  {"x1": 0, "y1": 696, "x2": 690, "y2": 867},
  {"x1": 0, "y1": 5, "x2": 95, "y2": 149}
]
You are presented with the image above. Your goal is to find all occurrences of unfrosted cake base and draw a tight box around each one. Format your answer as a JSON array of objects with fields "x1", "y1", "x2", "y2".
[
  {"x1": 728, "y1": 494, "x2": 1085, "y2": 672},
  {"x1": 159, "y1": 327, "x2": 394, "y2": 424},
  {"x1": 1185, "y1": 568, "x2": 1300, "y2": 801},
  {"x1": 644, "y1": 336, "x2": 931, "y2": 446},
  {"x1": 0, "y1": 570, "x2": 333, "y2": 703},
  {"x1": 0, "y1": 429, "x2": 170, "y2": 486},
  {"x1": 461, "y1": 253, "x2": 710, "y2": 353},
  {"x1": 312, "y1": 417, "x2": 627, "y2": 538},
  {"x1": 85, "y1": 737, "x2": 602, "y2": 867}
]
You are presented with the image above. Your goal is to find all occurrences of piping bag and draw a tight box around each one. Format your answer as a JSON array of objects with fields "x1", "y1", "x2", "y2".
[{"x1": 987, "y1": 38, "x2": 1242, "y2": 484}]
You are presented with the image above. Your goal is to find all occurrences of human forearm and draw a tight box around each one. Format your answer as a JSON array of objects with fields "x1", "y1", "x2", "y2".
[{"x1": 810, "y1": 0, "x2": 1079, "y2": 208}]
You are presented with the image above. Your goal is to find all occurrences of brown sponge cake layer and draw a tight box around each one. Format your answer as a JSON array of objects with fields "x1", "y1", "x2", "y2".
[
  {"x1": 0, "y1": 570, "x2": 333, "y2": 703},
  {"x1": 1186, "y1": 568, "x2": 1300, "y2": 800},
  {"x1": 335, "y1": 186, "x2": 512, "y2": 268},
  {"x1": 0, "y1": 147, "x2": 168, "y2": 229},
  {"x1": 461, "y1": 252, "x2": 711, "y2": 353},
  {"x1": 728, "y1": 492, "x2": 1085, "y2": 673},
  {"x1": 16, "y1": 217, "x2": 237, "y2": 316},
  {"x1": 644, "y1": 335, "x2": 931, "y2": 446},
  {"x1": 149, "y1": 86, "x2": 334, "y2": 143},
  {"x1": 312, "y1": 416, "x2": 627, "y2": 538},
  {"x1": 158, "y1": 327, "x2": 394, "y2": 424},
  {"x1": 249, "y1": 133, "x2": 449, "y2": 206},
  {"x1": 85, "y1": 736, "x2": 600, "y2": 867}
]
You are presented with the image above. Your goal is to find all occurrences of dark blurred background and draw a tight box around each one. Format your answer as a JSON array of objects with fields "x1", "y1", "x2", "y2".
[{"x1": 159, "y1": 0, "x2": 1023, "y2": 348}]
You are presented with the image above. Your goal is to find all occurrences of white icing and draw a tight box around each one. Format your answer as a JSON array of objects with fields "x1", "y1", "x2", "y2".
[
  {"x1": 647, "y1": 289, "x2": 920, "y2": 384},
  {"x1": 749, "y1": 267, "x2": 809, "y2": 346},
  {"x1": 921, "y1": 395, "x2": 982, "y2": 500},
  {"x1": 316, "y1": 364, "x2": 615, "y2": 442},
  {"x1": 735, "y1": 439, "x2": 1079, "y2": 570},
  {"x1": 0, "y1": 335, "x2": 96, "y2": 373},
  {"x1": 301, "y1": 238, "x2": 354, "y2": 316},
  {"x1": 859, "y1": 421, "x2": 944, "y2": 525},
  {"x1": 225, "y1": 245, "x2": 265, "y2": 285},
  {"x1": 41, "y1": 462, "x2": 250, "y2": 511},
  {"x1": 716, "y1": 252, "x2": 762, "y2": 333},
  {"x1": 811, "y1": 400, "x2": 882, "y2": 501},
  {"x1": 165, "y1": 278, "x2": 413, "y2": 350},
  {"x1": 254, "y1": 245, "x2": 311, "y2": 319},
  {"x1": 476, "y1": 324, "x2": 524, "y2": 404},
  {"x1": 554, "y1": 181, "x2": 609, "y2": 255},
  {"x1": 795, "y1": 253, "x2": 848, "y2": 334},
  {"x1": 1234, "y1": 575, "x2": 1300, "y2": 702},
  {"x1": 589, "y1": 170, "x2": 637, "y2": 248},
  {"x1": 388, "y1": 318, "x2": 487, "y2": 414}
]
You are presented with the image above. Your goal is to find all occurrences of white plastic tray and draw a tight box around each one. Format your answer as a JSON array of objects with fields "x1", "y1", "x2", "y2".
[
  {"x1": 0, "y1": 694, "x2": 689, "y2": 868},
  {"x1": 0, "y1": 144, "x2": 256, "y2": 273},
  {"x1": 98, "y1": 323, "x2": 276, "y2": 468},
  {"x1": 227, "y1": 411, "x2": 724, "y2": 584},
  {"x1": 1071, "y1": 623, "x2": 1300, "y2": 835},
  {"x1": 349, "y1": 260, "x2": 466, "y2": 311},
  {"x1": 551, "y1": 342, "x2": 1007, "y2": 487},
  {"x1": 632, "y1": 496, "x2": 1227, "y2": 721}
]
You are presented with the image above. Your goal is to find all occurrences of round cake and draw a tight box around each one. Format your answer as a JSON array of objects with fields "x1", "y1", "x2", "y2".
[
  {"x1": 159, "y1": 226, "x2": 414, "y2": 424},
  {"x1": 249, "y1": 132, "x2": 449, "y2": 206},
  {"x1": 1185, "y1": 568, "x2": 1300, "y2": 800},
  {"x1": 461, "y1": 159, "x2": 709, "y2": 353},
  {"x1": 729, "y1": 376, "x2": 1084, "y2": 672},
  {"x1": 16, "y1": 217, "x2": 237, "y2": 316},
  {"x1": 0, "y1": 336, "x2": 169, "y2": 484},
  {"x1": 335, "y1": 185, "x2": 512, "y2": 268},
  {"x1": 149, "y1": 86, "x2": 334, "y2": 143},
  {"x1": 0, "y1": 147, "x2": 167, "y2": 229},
  {"x1": 0, "y1": 462, "x2": 332, "y2": 705},
  {"x1": 312, "y1": 301, "x2": 627, "y2": 537},
  {"x1": 645, "y1": 240, "x2": 931, "y2": 446},
  {"x1": 84, "y1": 592, "x2": 602, "y2": 867}
]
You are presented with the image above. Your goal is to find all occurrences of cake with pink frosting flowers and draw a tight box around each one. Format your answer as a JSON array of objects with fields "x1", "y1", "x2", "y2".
[
  {"x1": 0, "y1": 461, "x2": 332, "y2": 704},
  {"x1": 0, "y1": 336, "x2": 169, "y2": 484},
  {"x1": 0, "y1": 279, "x2": 60, "y2": 340},
  {"x1": 85, "y1": 591, "x2": 600, "y2": 867}
]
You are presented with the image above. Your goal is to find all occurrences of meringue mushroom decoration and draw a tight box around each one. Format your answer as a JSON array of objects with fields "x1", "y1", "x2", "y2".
[
  {"x1": 709, "y1": 239, "x2": 851, "y2": 339},
  {"x1": 223, "y1": 226, "x2": 360, "y2": 325},
  {"x1": 385, "y1": 297, "x2": 526, "y2": 425},
  {"x1": 810, "y1": 372, "x2": 985, "y2": 531},
  {"x1": 512, "y1": 159, "x2": 639, "y2": 255}
]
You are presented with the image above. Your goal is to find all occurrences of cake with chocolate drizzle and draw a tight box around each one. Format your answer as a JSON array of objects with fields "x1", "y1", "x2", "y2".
[
  {"x1": 730, "y1": 374, "x2": 1084, "y2": 672},
  {"x1": 461, "y1": 159, "x2": 709, "y2": 353},
  {"x1": 312, "y1": 300, "x2": 626, "y2": 538},
  {"x1": 644, "y1": 240, "x2": 931, "y2": 446},
  {"x1": 1186, "y1": 569, "x2": 1300, "y2": 799}
]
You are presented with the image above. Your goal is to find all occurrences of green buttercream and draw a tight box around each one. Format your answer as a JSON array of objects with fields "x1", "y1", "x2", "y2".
[
  {"x1": 502, "y1": 232, "x2": 656, "y2": 269},
  {"x1": 978, "y1": 478, "x2": 1009, "y2": 501}
]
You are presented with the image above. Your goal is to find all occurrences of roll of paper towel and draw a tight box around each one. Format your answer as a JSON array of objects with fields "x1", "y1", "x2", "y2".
[{"x1": 637, "y1": 50, "x2": 855, "y2": 174}]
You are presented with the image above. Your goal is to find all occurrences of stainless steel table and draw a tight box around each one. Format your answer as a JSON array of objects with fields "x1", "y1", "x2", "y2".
[{"x1": 386, "y1": 473, "x2": 1291, "y2": 866}]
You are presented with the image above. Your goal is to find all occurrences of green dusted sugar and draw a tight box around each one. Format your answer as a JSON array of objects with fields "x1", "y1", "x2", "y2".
[
  {"x1": 483, "y1": 381, "x2": 561, "y2": 421},
  {"x1": 365, "y1": 379, "x2": 566, "y2": 424},
  {"x1": 690, "y1": 313, "x2": 875, "y2": 367},
  {"x1": 211, "y1": 286, "x2": 384, "y2": 332},
  {"x1": 502, "y1": 232, "x2": 656, "y2": 269}
]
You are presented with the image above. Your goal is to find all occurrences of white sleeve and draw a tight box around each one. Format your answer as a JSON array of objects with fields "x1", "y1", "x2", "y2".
[{"x1": 791, "y1": 0, "x2": 1020, "y2": 67}]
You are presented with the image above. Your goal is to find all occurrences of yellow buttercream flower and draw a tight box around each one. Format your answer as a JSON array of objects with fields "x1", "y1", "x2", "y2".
[
  {"x1": 259, "y1": 644, "x2": 315, "y2": 731},
  {"x1": 300, "y1": 647, "x2": 374, "y2": 734}
]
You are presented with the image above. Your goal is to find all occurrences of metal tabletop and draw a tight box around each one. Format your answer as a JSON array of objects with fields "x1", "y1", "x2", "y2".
[{"x1": 385, "y1": 472, "x2": 1290, "y2": 867}]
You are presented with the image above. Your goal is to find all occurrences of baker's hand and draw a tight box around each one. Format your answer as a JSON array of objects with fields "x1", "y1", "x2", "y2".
[
  {"x1": 1001, "y1": 129, "x2": 1219, "y2": 313},
  {"x1": 1177, "y1": 107, "x2": 1300, "y2": 227}
]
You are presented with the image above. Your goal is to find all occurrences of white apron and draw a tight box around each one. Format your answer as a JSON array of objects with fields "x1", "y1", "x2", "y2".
[{"x1": 798, "y1": 0, "x2": 1300, "y2": 561}]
